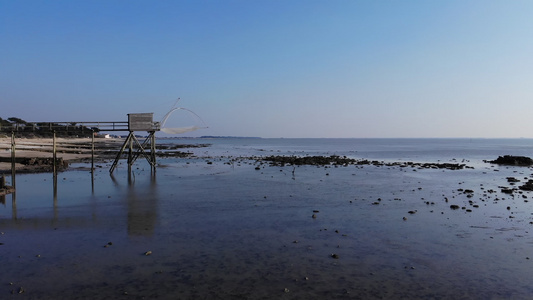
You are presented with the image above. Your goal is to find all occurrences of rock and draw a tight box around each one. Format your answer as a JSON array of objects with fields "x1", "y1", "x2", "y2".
[
  {"x1": 501, "y1": 188, "x2": 514, "y2": 194},
  {"x1": 489, "y1": 155, "x2": 533, "y2": 166},
  {"x1": 520, "y1": 180, "x2": 533, "y2": 191},
  {"x1": 507, "y1": 177, "x2": 520, "y2": 183}
]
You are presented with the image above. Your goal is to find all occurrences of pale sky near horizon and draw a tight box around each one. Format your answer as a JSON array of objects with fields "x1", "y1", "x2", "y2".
[{"x1": 1, "y1": 1, "x2": 533, "y2": 138}]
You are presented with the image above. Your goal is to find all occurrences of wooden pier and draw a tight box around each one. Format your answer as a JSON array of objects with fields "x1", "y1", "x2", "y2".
[{"x1": 1, "y1": 113, "x2": 161, "y2": 183}]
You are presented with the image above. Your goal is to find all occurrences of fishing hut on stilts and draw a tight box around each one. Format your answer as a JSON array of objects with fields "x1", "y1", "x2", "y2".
[
  {"x1": 109, "y1": 113, "x2": 160, "y2": 174},
  {"x1": 2, "y1": 99, "x2": 206, "y2": 181}
]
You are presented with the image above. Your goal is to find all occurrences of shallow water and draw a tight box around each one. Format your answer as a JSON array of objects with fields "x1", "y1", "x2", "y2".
[{"x1": 1, "y1": 138, "x2": 533, "y2": 299}]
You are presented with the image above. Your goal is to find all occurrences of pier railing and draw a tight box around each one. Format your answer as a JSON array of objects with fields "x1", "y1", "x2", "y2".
[{"x1": 0, "y1": 121, "x2": 129, "y2": 133}]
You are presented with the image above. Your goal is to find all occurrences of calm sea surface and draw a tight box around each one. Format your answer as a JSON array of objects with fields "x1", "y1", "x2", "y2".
[
  {"x1": 2, "y1": 138, "x2": 533, "y2": 299},
  {"x1": 173, "y1": 137, "x2": 533, "y2": 162}
]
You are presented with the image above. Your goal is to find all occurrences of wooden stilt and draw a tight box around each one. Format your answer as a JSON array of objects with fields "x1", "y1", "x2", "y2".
[
  {"x1": 151, "y1": 132, "x2": 156, "y2": 172},
  {"x1": 129, "y1": 133, "x2": 156, "y2": 167},
  {"x1": 110, "y1": 132, "x2": 134, "y2": 174},
  {"x1": 110, "y1": 131, "x2": 157, "y2": 174},
  {"x1": 128, "y1": 133, "x2": 133, "y2": 173}
]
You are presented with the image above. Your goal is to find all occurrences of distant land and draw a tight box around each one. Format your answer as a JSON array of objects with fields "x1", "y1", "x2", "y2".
[
  {"x1": 159, "y1": 136, "x2": 262, "y2": 139},
  {"x1": 200, "y1": 136, "x2": 261, "y2": 139}
]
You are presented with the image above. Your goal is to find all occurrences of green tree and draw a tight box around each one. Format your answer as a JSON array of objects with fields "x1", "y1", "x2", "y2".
[{"x1": 7, "y1": 117, "x2": 27, "y2": 124}]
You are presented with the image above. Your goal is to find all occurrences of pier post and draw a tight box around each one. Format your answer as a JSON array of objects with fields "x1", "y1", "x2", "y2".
[
  {"x1": 11, "y1": 132, "x2": 15, "y2": 188},
  {"x1": 53, "y1": 131, "x2": 57, "y2": 175},
  {"x1": 53, "y1": 131, "x2": 58, "y2": 197},
  {"x1": 91, "y1": 130, "x2": 95, "y2": 173}
]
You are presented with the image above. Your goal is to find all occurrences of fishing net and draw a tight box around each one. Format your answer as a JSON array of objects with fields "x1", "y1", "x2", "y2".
[
  {"x1": 159, "y1": 102, "x2": 208, "y2": 135},
  {"x1": 161, "y1": 126, "x2": 204, "y2": 134}
]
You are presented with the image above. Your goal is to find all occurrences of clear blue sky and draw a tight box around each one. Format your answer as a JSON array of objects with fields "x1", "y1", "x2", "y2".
[{"x1": 1, "y1": 0, "x2": 533, "y2": 138}]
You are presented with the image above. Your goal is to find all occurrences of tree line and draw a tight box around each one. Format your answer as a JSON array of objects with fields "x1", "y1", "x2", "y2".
[{"x1": 0, "y1": 117, "x2": 98, "y2": 138}]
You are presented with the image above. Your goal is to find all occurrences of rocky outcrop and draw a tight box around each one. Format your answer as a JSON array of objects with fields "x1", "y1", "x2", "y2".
[
  {"x1": 488, "y1": 155, "x2": 533, "y2": 166},
  {"x1": 261, "y1": 155, "x2": 467, "y2": 170},
  {"x1": 0, "y1": 157, "x2": 68, "y2": 173}
]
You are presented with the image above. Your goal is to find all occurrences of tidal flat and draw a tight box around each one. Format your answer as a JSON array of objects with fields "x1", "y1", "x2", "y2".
[{"x1": 1, "y1": 139, "x2": 533, "y2": 299}]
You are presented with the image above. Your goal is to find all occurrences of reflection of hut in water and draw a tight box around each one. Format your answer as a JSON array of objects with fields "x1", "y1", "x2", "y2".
[
  {"x1": 127, "y1": 196, "x2": 157, "y2": 236},
  {"x1": 126, "y1": 177, "x2": 158, "y2": 237}
]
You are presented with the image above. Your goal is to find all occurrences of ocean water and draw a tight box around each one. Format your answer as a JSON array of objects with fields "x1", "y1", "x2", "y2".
[{"x1": 1, "y1": 138, "x2": 533, "y2": 299}]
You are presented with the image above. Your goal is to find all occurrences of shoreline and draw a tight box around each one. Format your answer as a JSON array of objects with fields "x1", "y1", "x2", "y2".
[{"x1": 0, "y1": 137, "x2": 211, "y2": 174}]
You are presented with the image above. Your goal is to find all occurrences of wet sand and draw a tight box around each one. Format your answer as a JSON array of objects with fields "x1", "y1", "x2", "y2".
[{"x1": 1, "y1": 143, "x2": 533, "y2": 299}]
